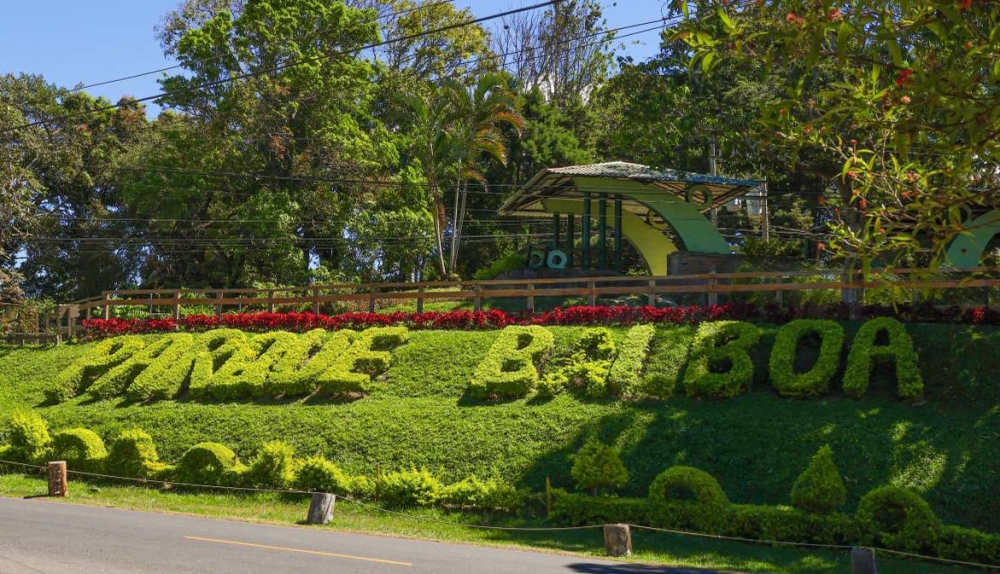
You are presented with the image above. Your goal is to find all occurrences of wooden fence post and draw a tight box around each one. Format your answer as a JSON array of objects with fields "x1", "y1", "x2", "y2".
[
  {"x1": 267, "y1": 289, "x2": 275, "y2": 313},
  {"x1": 313, "y1": 287, "x2": 321, "y2": 314},
  {"x1": 850, "y1": 547, "x2": 878, "y2": 574},
  {"x1": 306, "y1": 493, "x2": 335, "y2": 525},
  {"x1": 102, "y1": 293, "x2": 111, "y2": 320},
  {"x1": 707, "y1": 271, "x2": 719, "y2": 306},
  {"x1": 416, "y1": 286, "x2": 425, "y2": 314},
  {"x1": 173, "y1": 292, "x2": 182, "y2": 320},
  {"x1": 216, "y1": 291, "x2": 224, "y2": 316},
  {"x1": 48, "y1": 461, "x2": 67, "y2": 497},
  {"x1": 474, "y1": 285, "x2": 482, "y2": 313},
  {"x1": 368, "y1": 287, "x2": 376, "y2": 313},
  {"x1": 603, "y1": 524, "x2": 632, "y2": 557},
  {"x1": 647, "y1": 279, "x2": 656, "y2": 307},
  {"x1": 67, "y1": 305, "x2": 79, "y2": 340},
  {"x1": 527, "y1": 284, "x2": 535, "y2": 314},
  {"x1": 587, "y1": 281, "x2": 597, "y2": 306}
]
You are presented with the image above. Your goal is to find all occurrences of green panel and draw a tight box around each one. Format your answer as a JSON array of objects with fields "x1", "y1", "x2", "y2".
[
  {"x1": 946, "y1": 210, "x2": 1000, "y2": 268},
  {"x1": 572, "y1": 177, "x2": 730, "y2": 254},
  {"x1": 542, "y1": 198, "x2": 676, "y2": 276}
]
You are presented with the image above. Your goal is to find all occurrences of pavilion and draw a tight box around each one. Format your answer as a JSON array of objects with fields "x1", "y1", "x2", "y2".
[{"x1": 499, "y1": 162, "x2": 761, "y2": 275}]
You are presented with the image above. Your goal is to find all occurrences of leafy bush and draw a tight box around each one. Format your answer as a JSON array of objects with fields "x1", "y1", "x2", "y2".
[
  {"x1": 48, "y1": 336, "x2": 145, "y2": 401},
  {"x1": 292, "y1": 456, "x2": 354, "y2": 495},
  {"x1": 540, "y1": 328, "x2": 616, "y2": 397},
  {"x1": 88, "y1": 335, "x2": 193, "y2": 400},
  {"x1": 175, "y1": 442, "x2": 239, "y2": 485},
  {"x1": 607, "y1": 325, "x2": 656, "y2": 397},
  {"x1": 857, "y1": 486, "x2": 941, "y2": 553},
  {"x1": 844, "y1": 317, "x2": 924, "y2": 400},
  {"x1": 105, "y1": 429, "x2": 161, "y2": 478},
  {"x1": 790, "y1": 445, "x2": 846, "y2": 514},
  {"x1": 469, "y1": 326, "x2": 554, "y2": 399},
  {"x1": 246, "y1": 441, "x2": 296, "y2": 489},
  {"x1": 549, "y1": 489, "x2": 651, "y2": 525},
  {"x1": 5, "y1": 411, "x2": 52, "y2": 463},
  {"x1": 683, "y1": 321, "x2": 762, "y2": 398},
  {"x1": 570, "y1": 439, "x2": 628, "y2": 494},
  {"x1": 728, "y1": 504, "x2": 860, "y2": 545},
  {"x1": 439, "y1": 475, "x2": 524, "y2": 512},
  {"x1": 472, "y1": 252, "x2": 527, "y2": 280},
  {"x1": 648, "y1": 466, "x2": 730, "y2": 533},
  {"x1": 936, "y1": 525, "x2": 1000, "y2": 565},
  {"x1": 769, "y1": 320, "x2": 844, "y2": 397},
  {"x1": 641, "y1": 326, "x2": 694, "y2": 398},
  {"x1": 188, "y1": 330, "x2": 257, "y2": 399},
  {"x1": 315, "y1": 327, "x2": 409, "y2": 396},
  {"x1": 267, "y1": 330, "x2": 351, "y2": 397},
  {"x1": 51, "y1": 428, "x2": 107, "y2": 471},
  {"x1": 208, "y1": 332, "x2": 296, "y2": 400},
  {"x1": 379, "y1": 467, "x2": 442, "y2": 507},
  {"x1": 127, "y1": 333, "x2": 197, "y2": 401}
]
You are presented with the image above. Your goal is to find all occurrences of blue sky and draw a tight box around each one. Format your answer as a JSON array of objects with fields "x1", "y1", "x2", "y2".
[{"x1": 0, "y1": 0, "x2": 665, "y2": 116}]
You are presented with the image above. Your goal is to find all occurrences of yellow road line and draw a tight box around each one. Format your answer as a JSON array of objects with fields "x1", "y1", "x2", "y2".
[{"x1": 184, "y1": 535, "x2": 412, "y2": 567}]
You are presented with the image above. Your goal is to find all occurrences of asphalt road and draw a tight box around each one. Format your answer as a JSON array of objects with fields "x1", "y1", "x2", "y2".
[{"x1": 0, "y1": 498, "x2": 715, "y2": 574}]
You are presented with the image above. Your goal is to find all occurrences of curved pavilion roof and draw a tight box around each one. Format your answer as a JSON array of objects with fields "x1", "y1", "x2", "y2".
[{"x1": 499, "y1": 161, "x2": 762, "y2": 216}]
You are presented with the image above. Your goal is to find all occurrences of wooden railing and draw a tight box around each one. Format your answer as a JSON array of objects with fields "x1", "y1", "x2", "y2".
[{"x1": 7, "y1": 267, "x2": 1000, "y2": 344}]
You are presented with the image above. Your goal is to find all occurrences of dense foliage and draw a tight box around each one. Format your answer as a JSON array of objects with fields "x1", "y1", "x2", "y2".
[{"x1": 790, "y1": 445, "x2": 847, "y2": 515}]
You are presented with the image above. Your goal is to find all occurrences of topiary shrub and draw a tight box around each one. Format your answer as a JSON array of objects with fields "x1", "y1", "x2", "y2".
[
  {"x1": 246, "y1": 441, "x2": 296, "y2": 489},
  {"x1": 104, "y1": 428, "x2": 161, "y2": 478},
  {"x1": 127, "y1": 333, "x2": 197, "y2": 401},
  {"x1": 790, "y1": 445, "x2": 847, "y2": 515},
  {"x1": 769, "y1": 320, "x2": 845, "y2": 397},
  {"x1": 843, "y1": 317, "x2": 923, "y2": 400},
  {"x1": 48, "y1": 336, "x2": 145, "y2": 402},
  {"x1": 187, "y1": 330, "x2": 257, "y2": 399},
  {"x1": 379, "y1": 467, "x2": 442, "y2": 507},
  {"x1": 683, "y1": 321, "x2": 761, "y2": 399},
  {"x1": 937, "y1": 525, "x2": 1000, "y2": 565},
  {"x1": 607, "y1": 325, "x2": 656, "y2": 398},
  {"x1": 469, "y1": 326, "x2": 554, "y2": 399},
  {"x1": 549, "y1": 488, "x2": 651, "y2": 526},
  {"x1": 728, "y1": 504, "x2": 860, "y2": 545},
  {"x1": 857, "y1": 486, "x2": 941, "y2": 553},
  {"x1": 641, "y1": 326, "x2": 694, "y2": 398},
  {"x1": 51, "y1": 428, "x2": 107, "y2": 471},
  {"x1": 88, "y1": 335, "x2": 192, "y2": 400},
  {"x1": 175, "y1": 442, "x2": 239, "y2": 485},
  {"x1": 316, "y1": 327, "x2": 409, "y2": 396},
  {"x1": 206, "y1": 332, "x2": 295, "y2": 400},
  {"x1": 570, "y1": 439, "x2": 628, "y2": 495},
  {"x1": 439, "y1": 475, "x2": 524, "y2": 512},
  {"x1": 263, "y1": 329, "x2": 330, "y2": 397},
  {"x1": 5, "y1": 411, "x2": 52, "y2": 464},
  {"x1": 648, "y1": 466, "x2": 730, "y2": 533},
  {"x1": 292, "y1": 456, "x2": 353, "y2": 495}
]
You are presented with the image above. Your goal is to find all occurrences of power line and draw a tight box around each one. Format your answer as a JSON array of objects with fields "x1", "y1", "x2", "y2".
[{"x1": 2, "y1": 0, "x2": 566, "y2": 135}]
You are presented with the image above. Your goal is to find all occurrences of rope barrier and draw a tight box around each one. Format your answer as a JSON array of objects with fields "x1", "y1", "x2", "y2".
[{"x1": 1, "y1": 459, "x2": 998, "y2": 568}]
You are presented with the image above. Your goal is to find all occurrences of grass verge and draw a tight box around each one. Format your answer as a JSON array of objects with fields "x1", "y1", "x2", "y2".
[{"x1": 0, "y1": 472, "x2": 982, "y2": 574}]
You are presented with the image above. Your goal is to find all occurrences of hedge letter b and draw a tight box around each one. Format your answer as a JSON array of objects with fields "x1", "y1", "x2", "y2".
[{"x1": 683, "y1": 321, "x2": 761, "y2": 399}]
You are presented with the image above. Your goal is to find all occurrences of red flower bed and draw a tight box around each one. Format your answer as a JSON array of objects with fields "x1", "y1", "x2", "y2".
[{"x1": 78, "y1": 302, "x2": 1000, "y2": 341}]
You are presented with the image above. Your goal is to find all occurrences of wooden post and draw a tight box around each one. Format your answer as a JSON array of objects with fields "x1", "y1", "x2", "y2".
[
  {"x1": 173, "y1": 292, "x2": 182, "y2": 320},
  {"x1": 582, "y1": 193, "x2": 592, "y2": 269},
  {"x1": 102, "y1": 293, "x2": 111, "y2": 320},
  {"x1": 603, "y1": 524, "x2": 632, "y2": 557},
  {"x1": 67, "y1": 305, "x2": 79, "y2": 340},
  {"x1": 416, "y1": 286, "x2": 425, "y2": 314},
  {"x1": 216, "y1": 291, "x2": 224, "y2": 316},
  {"x1": 368, "y1": 287, "x2": 376, "y2": 313},
  {"x1": 707, "y1": 271, "x2": 719, "y2": 306},
  {"x1": 527, "y1": 284, "x2": 535, "y2": 314},
  {"x1": 588, "y1": 281, "x2": 597, "y2": 306},
  {"x1": 850, "y1": 547, "x2": 878, "y2": 574},
  {"x1": 474, "y1": 285, "x2": 482, "y2": 313},
  {"x1": 313, "y1": 287, "x2": 321, "y2": 314},
  {"x1": 647, "y1": 279, "x2": 657, "y2": 307},
  {"x1": 775, "y1": 278, "x2": 783, "y2": 305},
  {"x1": 48, "y1": 461, "x2": 67, "y2": 497},
  {"x1": 267, "y1": 289, "x2": 275, "y2": 313},
  {"x1": 306, "y1": 493, "x2": 335, "y2": 525},
  {"x1": 545, "y1": 477, "x2": 552, "y2": 517}
]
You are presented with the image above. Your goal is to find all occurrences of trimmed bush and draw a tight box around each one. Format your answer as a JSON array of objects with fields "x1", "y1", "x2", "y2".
[
  {"x1": 641, "y1": 326, "x2": 694, "y2": 398},
  {"x1": 187, "y1": 330, "x2": 257, "y2": 399},
  {"x1": 379, "y1": 467, "x2": 442, "y2": 507},
  {"x1": 315, "y1": 327, "x2": 409, "y2": 396},
  {"x1": 791, "y1": 445, "x2": 847, "y2": 515},
  {"x1": 5, "y1": 411, "x2": 52, "y2": 464},
  {"x1": 607, "y1": 324, "x2": 656, "y2": 397},
  {"x1": 469, "y1": 326, "x2": 554, "y2": 399},
  {"x1": 728, "y1": 504, "x2": 860, "y2": 545},
  {"x1": 683, "y1": 321, "x2": 761, "y2": 399},
  {"x1": 51, "y1": 428, "x2": 107, "y2": 471},
  {"x1": 48, "y1": 336, "x2": 145, "y2": 402},
  {"x1": 540, "y1": 328, "x2": 617, "y2": 397},
  {"x1": 857, "y1": 486, "x2": 941, "y2": 553},
  {"x1": 105, "y1": 429, "x2": 161, "y2": 478},
  {"x1": 127, "y1": 333, "x2": 197, "y2": 401},
  {"x1": 570, "y1": 439, "x2": 628, "y2": 494},
  {"x1": 292, "y1": 456, "x2": 353, "y2": 495},
  {"x1": 549, "y1": 488, "x2": 651, "y2": 526},
  {"x1": 175, "y1": 442, "x2": 239, "y2": 485},
  {"x1": 439, "y1": 476, "x2": 524, "y2": 512},
  {"x1": 88, "y1": 335, "x2": 192, "y2": 400},
  {"x1": 648, "y1": 466, "x2": 730, "y2": 533},
  {"x1": 267, "y1": 330, "x2": 351, "y2": 397},
  {"x1": 769, "y1": 320, "x2": 845, "y2": 397},
  {"x1": 937, "y1": 525, "x2": 1000, "y2": 565},
  {"x1": 246, "y1": 441, "x2": 296, "y2": 489},
  {"x1": 844, "y1": 317, "x2": 924, "y2": 399}
]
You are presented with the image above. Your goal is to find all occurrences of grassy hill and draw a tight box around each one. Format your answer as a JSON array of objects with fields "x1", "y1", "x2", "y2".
[{"x1": 1, "y1": 321, "x2": 998, "y2": 534}]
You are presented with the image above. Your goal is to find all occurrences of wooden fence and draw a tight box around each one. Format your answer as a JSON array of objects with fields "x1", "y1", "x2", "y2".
[{"x1": 7, "y1": 267, "x2": 1000, "y2": 344}]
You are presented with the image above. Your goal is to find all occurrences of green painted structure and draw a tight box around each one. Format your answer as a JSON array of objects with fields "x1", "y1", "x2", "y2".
[
  {"x1": 947, "y1": 210, "x2": 1000, "y2": 268},
  {"x1": 500, "y1": 162, "x2": 761, "y2": 275}
]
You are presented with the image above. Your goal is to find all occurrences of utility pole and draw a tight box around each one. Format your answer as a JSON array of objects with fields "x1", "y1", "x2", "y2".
[
  {"x1": 761, "y1": 179, "x2": 770, "y2": 241},
  {"x1": 709, "y1": 139, "x2": 719, "y2": 226}
]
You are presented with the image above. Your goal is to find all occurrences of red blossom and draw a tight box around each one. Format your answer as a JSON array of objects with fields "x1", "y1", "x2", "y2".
[{"x1": 895, "y1": 69, "x2": 914, "y2": 86}]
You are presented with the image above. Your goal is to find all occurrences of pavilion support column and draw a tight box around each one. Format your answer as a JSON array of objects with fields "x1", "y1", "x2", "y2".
[
  {"x1": 566, "y1": 214, "x2": 575, "y2": 267},
  {"x1": 598, "y1": 198, "x2": 608, "y2": 270},
  {"x1": 552, "y1": 214, "x2": 560, "y2": 249},
  {"x1": 614, "y1": 197, "x2": 623, "y2": 273},
  {"x1": 582, "y1": 193, "x2": 592, "y2": 270}
]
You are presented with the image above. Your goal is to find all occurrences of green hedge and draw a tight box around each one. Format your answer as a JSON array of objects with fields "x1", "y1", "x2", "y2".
[
  {"x1": 728, "y1": 504, "x2": 860, "y2": 545},
  {"x1": 51, "y1": 428, "x2": 107, "y2": 472},
  {"x1": 127, "y1": 333, "x2": 197, "y2": 401},
  {"x1": 790, "y1": 445, "x2": 846, "y2": 515},
  {"x1": 683, "y1": 322, "x2": 762, "y2": 399},
  {"x1": 469, "y1": 326, "x2": 554, "y2": 399},
  {"x1": 5, "y1": 411, "x2": 52, "y2": 464},
  {"x1": 607, "y1": 325, "x2": 656, "y2": 398},
  {"x1": 188, "y1": 330, "x2": 257, "y2": 399},
  {"x1": 844, "y1": 318, "x2": 924, "y2": 400},
  {"x1": 47, "y1": 336, "x2": 145, "y2": 402},
  {"x1": 246, "y1": 441, "x2": 295, "y2": 489},
  {"x1": 315, "y1": 327, "x2": 409, "y2": 396},
  {"x1": 640, "y1": 326, "x2": 694, "y2": 398},
  {"x1": 104, "y1": 428, "x2": 162, "y2": 479},
  {"x1": 539, "y1": 328, "x2": 616, "y2": 397},
  {"x1": 379, "y1": 467, "x2": 442, "y2": 507},
  {"x1": 857, "y1": 486, "x2": 941, "y2": 553},
  {"x1": 769, "y1": 320, "x2": 845, "y2": 397},
  {"x1": 549, "y1": 489, "x2": 650, "y2": 525},
  {"x1": 648, "y1": 465, "x2": 731, "y2": 533},
  {"x1": 176, "y1": 442, "x2": 240, "y2": 485}
]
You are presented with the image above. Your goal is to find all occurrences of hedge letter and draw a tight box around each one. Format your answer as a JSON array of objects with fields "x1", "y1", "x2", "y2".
[
  {"x1": 843, "y1": 317, "x2": 923, "y2": 400},
  {"x1": 469, "y1": 326, "x2": 554, "y2": 398},
  {"x1": 48, "y1": 336, "x2": 146, "y2": 402},
  {"x1": 683, "y1": 321, "x2": 761, "y2": 399},
  {"x1": 769, "y1": 320, "x2": 845, "y2": 397}
]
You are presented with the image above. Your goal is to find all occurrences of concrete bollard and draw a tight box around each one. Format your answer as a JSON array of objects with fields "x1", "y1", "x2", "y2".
[
  {"x1": 47, "y1": 461, "x2": 67, "y2": 497},
  {"x1": 306, "y1": 493, "x2": 336, "y2": 525},
  {"x1": 603, "y1": 523, "x2": 632, "y2": 557},
  {"x1": 850, "y1": 547, "x2": 878, "y2": 574}
]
